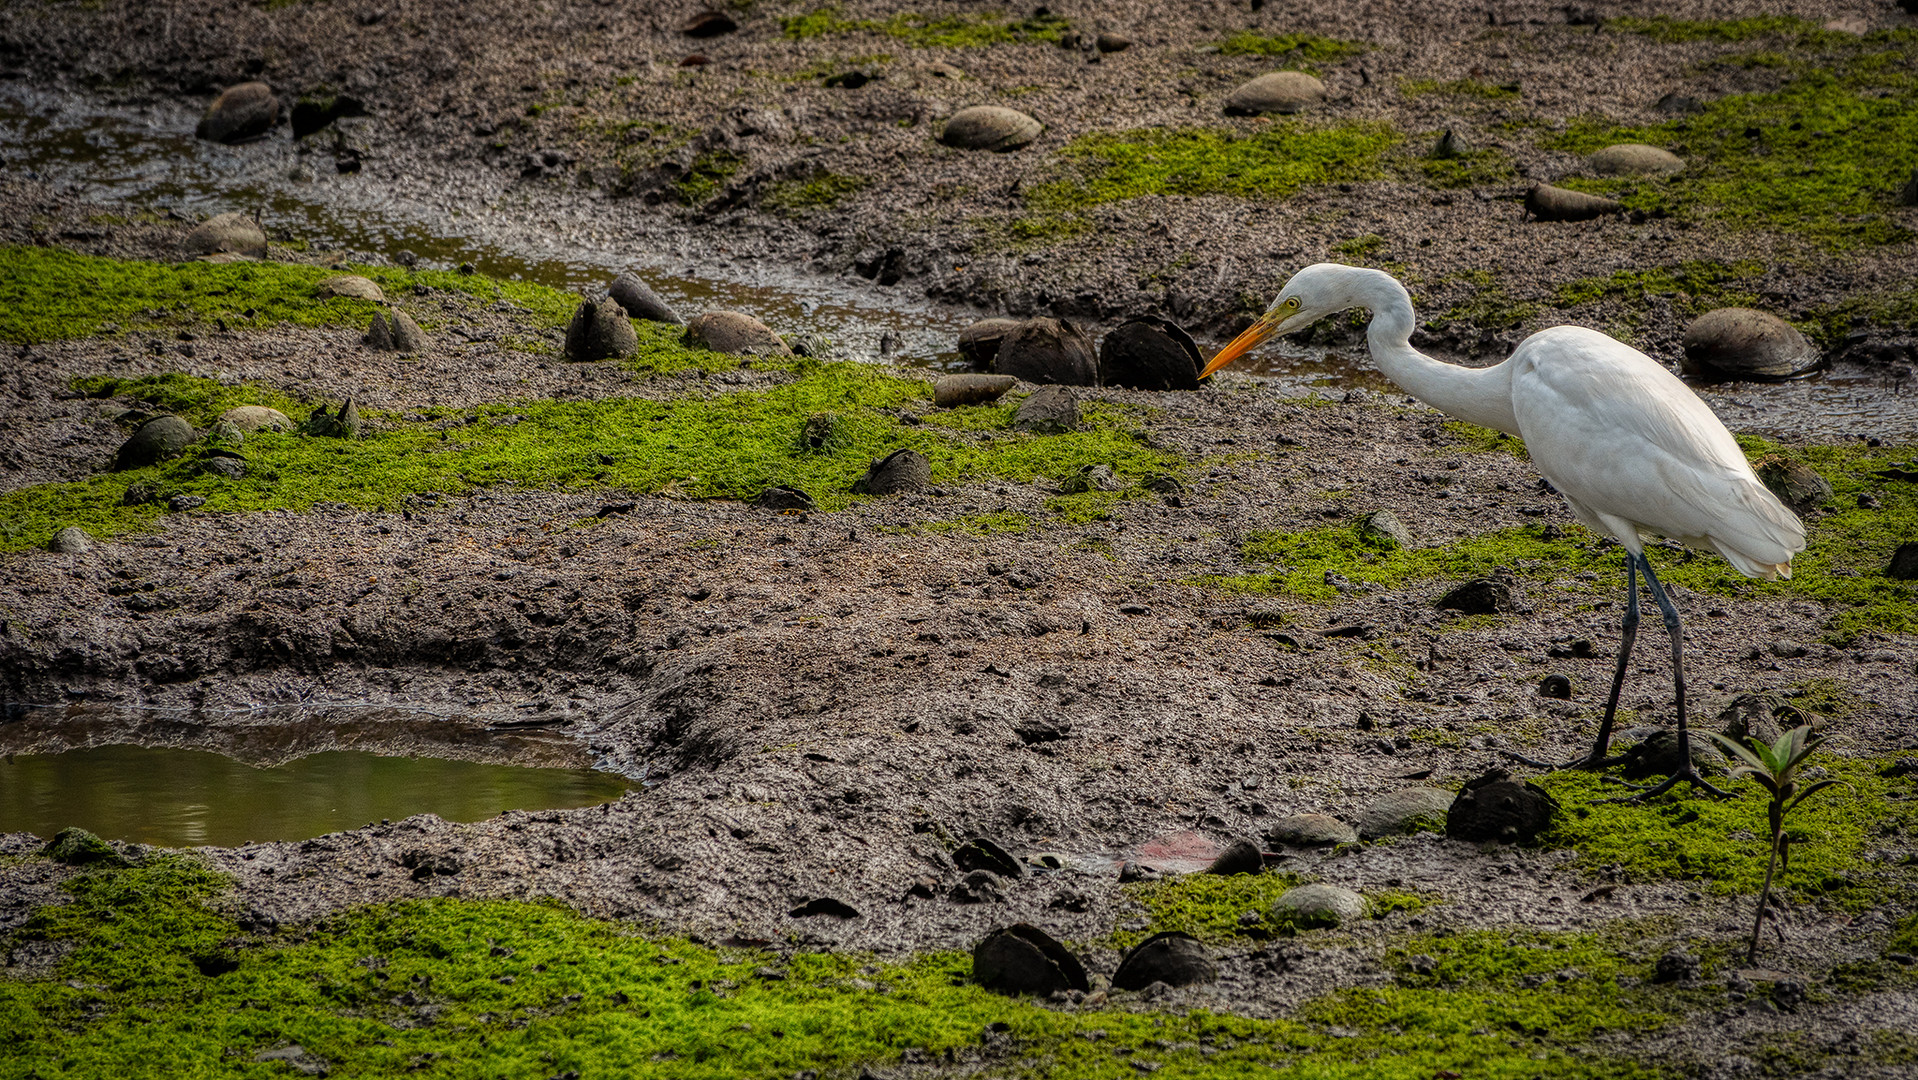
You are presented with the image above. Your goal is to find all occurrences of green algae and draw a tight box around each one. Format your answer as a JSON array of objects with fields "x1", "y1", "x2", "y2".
[
  {"x1": 1205, "y1": 522, "x2": 1591, "y2": 603},
  {"x1": 1604, "y1": 15, "x2": 1846, "y2": 46},
  {"x1": 1400, "y1": 78, "x2": 1520, "y2": 99},
  {"x1": 1216, "y1": 31, "x2": 1363, "y2": 64},
  {"x1": 781, "y1": 6, "x2": 1068, "y2": 47},
  {"x1": 1027, "y1": 124, "x2": 1400, "y2": 212},
  {"x1": 1428, "y1": 269, "x2": 1543, "y2": 333},
  {"x1": 1551, "y1": 261, "x2": 1766, "y2": 321},
  {"x1": 673, "y1": 151, "x2": 746, "y2": 205},
  {"x1": 1115, "y1": 871, "x2": 1305, "y2": 948},
  {"x1": 762, "y1": 172, "x2": 869, "y2": 213}
]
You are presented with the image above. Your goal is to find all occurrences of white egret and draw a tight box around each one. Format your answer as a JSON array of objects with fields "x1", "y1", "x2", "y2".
[{"x1": 1201, "y1": 264, "x2": 1806, "y2": 798}]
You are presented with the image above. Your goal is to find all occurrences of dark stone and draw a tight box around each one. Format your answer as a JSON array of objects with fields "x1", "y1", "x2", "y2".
[
  {"x1": 949, "y1": 869, "x2": 1006, "y2": 904},
  {"x1": 116, "y1": 415, "x2": 195, "y2": 470},
  {"x1": 1059, "y1": 463, "x2": 1123, "y2": 494},
  {"x1": 972, "y1": 924, "x2": 1089, "y2": 995},
  {"x1": 48, "y1": 526, "x2": 94, "y2": 554},
  {"x1": 1095, "y1": 32, "x2": 1132, "y2": 53},
  {"x1": 1653, "y1": 949, "x2": 1701, "y2": 983},
  {"x1": 304, "y1": 399, "x2": 361, "y2": 439},
  {"x1": 1888, "y1": 542, "x2": 1918, "y2": 580},
  {"x1": 1523, "y1": 183, "x2": 1623, "y2": 222},
  {"x1": 1117, "y1": 861, "x2": 1162, "y2": 883},
  {"x1": 192, "y1": 951, "x2": 241, "y2": 976},
  {"x1": 1264, "y1": 814, "x2": 1358, "y2": 847},
  {"x1": 1111, "y1": 932, "x2": 1216, "y2": 990},
  {"x1": 607, "y1": 273, "x2": 683, "y2": 325},
  {"x1": 364, "y1": 310, "x2": 425, "y2": 352},
  {"x1": 1098, "y1": 316, "x2": 1201, "y2": 390},
  {"x1": 1754, "y1": 457, "x2": 1833, "y2": 511},
  {"x1": 823, "y1": 70, "x2": 876, "y2": 89},
  {"x1": 954, "y1": 837, "x2": 1024, "y2": 878},
  {"x1": 1437, "y1": 574, "x2": 1522, "y2": 614},
  {"x1": 853, "y1": 449, "x2": 931, "y2": 495},
  {"x1": 1445, "y1": 770, "x2": 1557, "y2": 843},
  {"x1": 290, "y1": 93, "x2": 366, "y2": 139},
  {"x1": 1430, "y1": 129, "x2": 1465, "y2": 159},
  {"x1": 1683, "y1": 308, "x2": 1823, "y2": 382},
  {"x1": 1538, "y1": 674, "x2": 1573, "y2": 699},
  {"x1": 43, "y1": 827, "x2": 127, "y2": 866},
  {"x1": 1654, "y1": 92, "x2": 1704, "y2": 114},
  {"x1": 199, "y1": 454, "x2": 248, "y2": 480},
  {"x1": 1012, "y1": 385, "x2": 1080, "y2": 434},
  {"x1": 789, "y1": 897, "x2": 860, "y2": 919},
  {"x1": 1619, "y1": 729, "x2": 1721, "y2": 781},
  {"x1": 933, "y1": 374, "x2": 1017, "y2": 408},
  {"x1": 940, "y1": 106, "x2": 1042, "y2": 152},
  {"x1": 1013, "y1": 717, "x2": 1070, "y2": 745},
  {"x1": 122, "y1": 483, "x2": 159, "y2": 506},
  {"x1": 1202, "y1": 838, "x2": 1263, "y2": 876},
  {"x1": 1900, "y1": 167, "x2": 1918, "y2": 208},
  {"x1": 957, "y1": 318, "x2": 1022, "y2": 370},
  {"x1": 196, "y1": 82, "x2": 279, "y2": 144},
  {"x1": 564, "y1": 296, "x2": 639, "y2": 362},
  {"x1": 682, "y1": 10, "x2": 737, "y2": 36},
  {"x1": 399, "y1": 849, "x2": 461, "y2": 880},
  {"x1": 994, "y1": 318, "x2": 1098, "y2": 386},
  {"x1": 754, "y1": 487, "x2": 816, "y2": 511}
]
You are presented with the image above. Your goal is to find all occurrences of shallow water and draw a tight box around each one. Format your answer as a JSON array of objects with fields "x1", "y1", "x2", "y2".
[{"x1": 0, "y1": 744, "x2": 629, "y2": 847}]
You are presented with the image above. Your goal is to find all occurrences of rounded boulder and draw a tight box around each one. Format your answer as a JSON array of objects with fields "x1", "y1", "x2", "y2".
[
  {"x1": 1356, "y1": 787, "x2": 1455, "y2": 840},
  {"x1": 1112, "y1": 932, "x2": 1215, "y2": 990},
  {"x1": 116, "y1": 415, "x2": 195, "y2": 470},
  {"x1": 220, "y1": 405, "x2": 293, "y2": 433},
  {"x1": 687, "y1": 311, "x2": 792, "y2": 355},
  {"x1": 564, "y1": 296, "x2": 640, "y2": 362},
  {"x1": 1099, "y1": 316, "x2": 1201, "y2": 391},
  {"x1": 1271, "y1": 883, "x2": 1368, "y2": 929},
  {"x1": 957, "y1": 318, "x2": 1023, "y2": 370},
  {"x1": 1223, "y1": 71, "x2": 1326, "y2": 116},
  {"x1": 1264, "y1": 814, "x2": 1359, "y2": 847},
  {"x1": 940, "y1": 106, "x2": 1042, "y2": 152},
  {"x1": 196, "y1": 82, "x2": 280, "y2": 144},
  {"x1": 973, "y1": 924, "x2": 1089, "y2": 996},
  {"x1": 1523, "y1": 184, "x2": 1623, "y2": 222},
  {"x1": 364, "y1": 310, "x2": 425, "y2": 353},
  {"x1": 1588, "y1": 143, "x2": 1685, "y2": 176},
  {"x1": 182, "y1": 213, "x2": 267, "y2": 258},
  {"x1": 994, "y1": 317, "x2": 1098, "y2": 386},
  {"x1": 607, "y1": 272, "x2": 684, "y2": 325},
  {"x1": 1446, "y1": 776, "x2": 1557, "y2": 843},
  {"x1": 316, "y1": 275, "x2": 384, "y2": 302},
  {"x1": 1681, "y1": 308, "x2": 1822, "y2": 381}
]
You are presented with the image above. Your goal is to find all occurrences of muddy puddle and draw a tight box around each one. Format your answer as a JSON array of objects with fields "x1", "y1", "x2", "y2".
[{"x1": 0, "y1": 705, "x2": 630, "y2": 847}]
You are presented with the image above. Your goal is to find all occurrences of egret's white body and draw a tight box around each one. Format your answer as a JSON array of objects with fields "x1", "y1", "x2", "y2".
[{"x1": 1202, "y1": 264, "x2": 1806, "y2": 795}]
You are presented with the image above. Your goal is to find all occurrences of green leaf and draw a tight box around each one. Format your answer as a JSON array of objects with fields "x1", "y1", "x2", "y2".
[{"x1": 1712, "y1": 733, "x2": 1771, "y2": 774}]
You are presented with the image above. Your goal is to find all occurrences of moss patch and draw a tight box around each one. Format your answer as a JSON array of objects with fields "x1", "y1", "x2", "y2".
[
  {"x1": 1216, "y1": 31, "x2": 1363, "y2": 65},
  {"x1": 781, "y1": 6, "x2": 1068, "y2": 47},
  {"x1": 1028, "y1": 124, "x2": 1400, "y2": 212},
  {"x1": 1551, "y1": 260, "x2": 1765, "y2": 321},
  {"x1": 1206, "y1": 522, "x2": 1591, "y2": 603},
  {"x1": 762, "y1": 172, "x2": 869, "y2": 213},
  {"x1": 1115, "y1": 871, "x2": 1306, "y2": 948},
  {"x1": 1400, "y1": 78, "x2": 1520, "y2": 99},
  {"x1": 1603, "y1": 15, "x2": 1846, "y2": 46},
  {"x1": 673, "y1": 151, "x2": 745, "y2": 206}
]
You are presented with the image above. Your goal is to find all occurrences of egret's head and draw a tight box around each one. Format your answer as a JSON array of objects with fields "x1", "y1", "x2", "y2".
[{"x1": 1198, "y1": 263, "x2": 1368, "y2": 379}]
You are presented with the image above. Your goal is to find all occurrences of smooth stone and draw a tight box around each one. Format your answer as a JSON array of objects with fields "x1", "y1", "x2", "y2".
[
  {"x1": 686, "y1": 311, "x2": 791, "y2": 355},
  {"x1": 754, "y1": 487, "x2": 816, "y2": 512},
  {"x1": 1095, "y1": 32, "x2": 1132, "y2": 53},
  {"x1": 181, "y1": 212, "x2": 267, "y2": 258},
  {"x1": 1111, "y1": 932, "x2": 1216, "y2": 991},
  {"x1": 1619, "y1": 730, "x2": 1722, "y2": 780},
  {"x1": 1889, "y1": 541, "x2": 1918, "y2": 580},
  {"x1": 304, "y1": 399, "x2": 361, "y2": 439},
  {"x1": 1446, "y1": 771, "x2": 1557, "y2": 843},
  {"x1": 48, "y1": 526, "x2": 94, "y2": 554},
  {"x1": 994, "y1": 317, "x2": 1098, "y2": 386},
  {"x1": 957, "y1": 318, "x2": 1023, "y2": 370},
  {"x1": 316, "y1": 275, "x2": 383, "y2": 302},
  {"x1": 1681, "y1": 308, "x2": 1822, "y2": 381},
  {"x1": 1201, "y1": 837, "x2": 1263, "y2": 876},
  {"x1": 940, "y1": 105, "x2": 1042, "y2": 152},
  {"x1": 854, "y1": 448, "x2": 930, "y2": 495},
  {"x1": 1271, "y1": 883, "x2": 1368, "y2": 928},
  {"x1": 220, "y1": 405, "x2": 293, "y2": 433},
  {"x1": 1012, "y1": 385, "x2": 1080, "y2": 434},
  {"x1": 1438, "y1": 575, "x2": 1522, "y2": 614},
  {"x1": 564, "y1": 297, "x2": 639, "y2": 362},
  {"x1": 1098, "y1": 316, "x2": 1201, "y2": 391},
  {"x1": 1356, "y1": 787, "x2": 1456, "y2": 840},
  {"x1": 1059, "y1": 463, "x2": 1123, "y2": 494},
  {"x1": 1523, "y1": 183, "x2": 1623, "y2": 222},
  {"x1": 1588, "y1": 142, "x2": 1685, "y2": 176},
  {"x1": 116, "y1": 415, "x2": 195, "y2": 470},
  {"x1": 972, "y1": 924, "x2": 1089, "y2": 996},
  {"x1": 681, "y1": 10, "x2": 737, "y2": 36},
  {"x1": 1223, "y1": 71, "x2": 1327, "y2": 116},
  {"x1": 196, "y1": 82, "x2": 280, "y2": 144},
  {"x1": 364, "y1": 310, "x2": 425, "y2": 352},
  {"x1": 1755, "y1": 457, "x2": 1833, "y2": 511},
  {"x1": 934, "y1": 373, "x2": 1018, "y2": 408},
  {"x1": 607, "y1": 272, "x2": 684, "y2": 325},
  {"x1": 1264, "y1": 814, "x2": 1358, "y2": 847},
  {"x1": 954, "y1": 837, "x2": 1024, "y2": 879},
  {"x1": 1359, "y1": 509, "x2": 1413, "y2": 550}
]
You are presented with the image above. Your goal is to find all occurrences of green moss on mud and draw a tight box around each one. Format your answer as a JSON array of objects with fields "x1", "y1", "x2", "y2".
[
  {"x1": 1401, "y1": 78, "x2": 1520, "y2": 99},
  {"x1": 673, "y1": 151, "x2": 746, "y2": 205},
  {"x1": 1604, "y1": 15, "x2": 1845, "y2": 46},
  {"x1": 782, "y1": 6, "x2": 1068, "y2": 47},
  {"x1": 1216, "y1": 31, "x2": 1363, "y2": 64},
  {"x1": 1206, "y1": 522, "x2": 1592, "y2": 603},
  {"x1": 1028, "y1": 124, "x2": 1399, "y2": 211},
  {"x1": 762, "y1": 172, "x2": 869, "y2": 213},
  {"x1": 1551, "y1": 261, "x2": 1765, "y2": 321},
  {"x1": 1116, "y1": 871, "x2": 1305, "y2": 948}
]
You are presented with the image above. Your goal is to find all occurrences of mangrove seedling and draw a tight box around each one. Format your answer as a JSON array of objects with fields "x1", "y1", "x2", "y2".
[{"x1": 1711, "y1": 724, "x2": 1847, "y2": 964}]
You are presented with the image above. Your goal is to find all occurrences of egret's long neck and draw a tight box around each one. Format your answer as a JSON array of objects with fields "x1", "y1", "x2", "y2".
[{"x1": 1354, "y1": 273, "x2": 1520, "y2": 437}]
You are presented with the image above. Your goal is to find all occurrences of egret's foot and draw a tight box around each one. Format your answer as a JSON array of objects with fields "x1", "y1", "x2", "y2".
[{"x1": 1593, "y1": 767, "x2": 1735, "y2": 803}]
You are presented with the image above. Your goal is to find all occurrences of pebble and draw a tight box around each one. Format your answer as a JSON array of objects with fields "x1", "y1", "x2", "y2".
[
  {"x1": 1264, "y1": 814, "x2": 1358, "y2": 847},
  {"x1": 1098, "y1": 316, "x2": 1201, "y2": 391},
  {"x1": 1681, "y1": 308, "x2": 1822, "y2": 381},
  {"x1": 1437, "y1": 574, "x2": 1522, "y2": 614},
  {"x1": 957, "y1": 318, "x2": 1023, "y2": 370},
  {"x1": 1523, "y1": 183, "x2": 1623, "y2": 222},
  {"x1": 115, "y1": 415, "x2": 195, "y2": 470},
  {"x1": 199, "y1": 453, "x2": 248, "y2": 481},
  {"x1": 972, "y1": 924, "x2": 1089, "y2": 995},
  {"x1": 1359, "y1": 509, "x2": 1413, "y2": 550},
  {"x1": 181, "y1": 212, "x2": 267, "y2": 258},
  {"x1": 933, "y1": 373, "x2": 1017, "y2": 408},
  {"x1": 1095, "y1": 32, "x2": 1133, "y2": 53},
  {"x1": 316, "y1": 275, "x2": 384, "y2": 302},
  {"x1": 1445, "y1": 772, "x2": 1556, "y2": 843},
  {"x1": 754, "y1": 487, "x2": 816, "y2": 511},
  {"x1": 1654, "y1": 950, "x2": 1702, "y2": 983},
  {"x1": 1429, "y1": 129, "x2": 1465, "y2": 159},
  {"x1": 220, "y1": 405, "x2": 293, "y2": 433},
  {"x1": 681, "y1": 10, "x2": 736, "y2": 37},
  {"x1": 940, "y1": 106, "x2": 1042, "y2": 152},
  {"x1": 1060, "y1": 463, "x2": 1123, "y2": 493},
  {"x1": 995, "y1": 317, "x2": 1098, "y2": 385},
  {"x1": 1355, "y1": 787, "x2": 1455, "y2": 839},
  {"x1": 168, "y1": 494, "x2": 207, "y2": 512},
  {"x1": 563, "y1": 296, "x2": 639, "y2": 362},
  {"x1": 607, "y1": 272, "x2": 684, "y2": 325},
  {"x1": 47, "y1": 526, "x2": 94, "y2": 554},
  {"x1": 686, "y1": 311, "x2": 792, "y2": 355},
  {"x1": 854, "y1": 449, "x2": 930, "y2": 495},
  {"x1": 1888, "y1": 542, "x2": 1918, "y2": 580},
  {"x1": 1223, "y1": 71, "x2": 1326, "y2": 115},
  {"x1": 1754, "y1": 457, "x2": 1833, "y2": 511},
  {"x1": 1271, "y1": 883, "x2": 1368, "y2": 928},
  {"x1": 1769, "y1": 640, "x2": 1808, "y2": 659},
  {"x1": 1013, "y1": 385, "x2": 1080, "y2": 434},
  {"x1": 1618, "y1": 729, "x2": 1721, "y2": 781},
  {"x1": 1654, "y1": 92, "x2": 1704, "y2": 114},
  {"x1": 1587, "y1": 143, "x2": 1685, "y2": 176},
  {"x1": 1111, "y1": 933, "x2": 1216, "y2": 991},
  {"x1": 1538, "y1": 674, "x2": 1573, "y2": 699},
  {"x1": 364, "y1": 310, "x2": 425, "y2": 352},
  {"x1": 196, "y1": 82, "x2": 279, "y2": 144}
]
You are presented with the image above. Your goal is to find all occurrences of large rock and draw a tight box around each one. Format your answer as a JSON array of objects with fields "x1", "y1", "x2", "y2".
[
  {"x1": 1111, "y1": 932, "x2": 1216, "y2": 990},
  {"x1": 1223, "y1": 71, "x2": 1327, "y2": 116},
  {"x1": 973, "y1": 924, "x2": 1089, "y2": 996},
  {"x1": 994, "y1": 317, "x2": 1098, "y2": 386},
  {"x1": 853, "y1": 449, "x2": 930, "y2": 495},
  {"x1": 1755, "y1": 457, "x2": 1833, "y2": 511},
  {"x1": 1446, "y1": 771, "x2": 1557, "y2": 843},
  {"x1": 364, "y1": 310, "x2": 425, "y2": 352},
  {"x1": 116, "y1": 415, "x2": 195, "y2": 470},
  {"x1": 1588, "y1": 143, "x2": 1685, "y2": 176},
  {"x1": 607, "y1": 273, "x2": 683, "y2": 325},
  {"x1": 48, "y1": 526, "x2": 95, "y2": 554},
  {"x1": 181, "y1": 213, "x2": 267, "y2": 258},
  {"x1": 196, "y1": 82, "x2": 280, "y2": 144},
  {"x1": 1264, "y1": 814, "x2": 1359, "y2": 847},
  {"x1": 957, "y1": 318, "x2": 1023, "y2": 370},
  {"x1": 933, "y1": 374, "x2": 1017, "y2": 408},
  {"x1": 686, "y1": 311, "x2": 792, "y2": 355},
  {"x1": 1889, "y1": 541, "x2": 1918, "y2": 581},
  {"x1": 1438, "y1": 574, "x2": 1522, "y2": 614},
  {"x1": 1524, "y1": 184, "x2": 1623, "y2": 222},
  {"x1": 220, "y1": 405, "x2": 293, "y2": 433},
  {"x1": 1271, "y1": 883, "x2": 1368, "y2": 929},
  {"x1": 940, "y1": 106, "x2": 1042, "y2": 152},
  {"x1": 1099, "y1": 316, "x2": 1201, "y2": 391},
  {"x1": 1359, "y1": 509, "x2": 1414, "y2": 550},
  {"x1": 316, "y1": 275, "x2": 384, "y2": 302},
  {"x1": 1681, "y1": 308, "x2": 1823, "y2": 381},
  {"x1": 564, "y1": 297, "x2": 640, "y2": 362},
  {"x1": 42, "y1": 827, "x2": 126, "y2": 867},
  {"x1": 1012, "y1": 385, "x2": 1080, "y2": 434},
  {"x1": 1355, "y1": 787, "x2": 1455, "y2": 840}
]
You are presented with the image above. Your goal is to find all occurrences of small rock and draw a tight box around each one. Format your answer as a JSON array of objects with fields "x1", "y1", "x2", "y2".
[
  {"x1": 303, "y1": 399, "x2": 362, "y2": 439},
  {"x1": 607, "y1": 273, "x2": 684, "y2": 325},
  {"x1": 957, "y1": 318, "x2": 1023, "y2": 370},
  {"x1": 799, "y1": 413, "x2": 843, "y2": 453},
  {"x1": 940, "y1": 106, "x2": 1042, "y2": 152},
  {"x1": 1356, "y1": 787, "x2": 1455, "y2": 840},
  {"x1": 1654, "y1": 92, "x2": 1704, "y2": 114},
  {"x1": 1430, "y1": 129, "x2": 1465, "y2": 159},
  {"x1": 43, "y1": 827, "x2": 126, "y2": 866},
  {"x1": 181, "y1": 212, "x2": 267, "y2": 258},
  {"x1": 253, "y1": 1045, "x2": 327, "y2": 1077},
  {"x1": 1112, "y1": 932, "x2": 1216, "y2": 990},
  {"x1": 1201, "y1": 838, "x2": 1263, "y2": 876},
  {"x1": 1223, "y1": 71, "x2": 1327, "y2": 116},
  {"x1": 934, "y1": 374, "x2": 1018, "y2": 408},
  {"x1": 681, "y1": 10, "x2": 736, "y2": 37},
  {"x1": 1587, "y1": 143, "x2": 1685, "y2": 176},
  {"x1": 1538, "y1": 674, "x2": 1573, "y2": 699},
  {"x1": 204, "y1": 419, "x2": 244, "y2": 446},
  {"x1": 1754, "y1": 457, "x2": 1833, "y2": 511},
  {"x1": 199, "y1": 454, "x2": 248, "y2": 481},
  {"x1": 121, "y1": 483, "x2": 159, "y2": 506},
  {"x1": 1013, "y1": 386, "x2": 1081, "y2": 434},
  {"x1": 950, "y1": 869, "x2": 1006, "y2": 904},
  {"x1": 954, "y1": 837, "x2": 1024, "y2": 879},
  {"x1": 789, "y1": 897, "x2": 860, "y2": 919},
  {"x1": 1653, "y1": 949, "x2": 1701, "y2": 983},
  {"x1": 196, "y1": 82, "x2": 280, "y2": 144},
  {"x1": 167, "y1": 494, "x2": 206, "y2": 512},
  {"x1": 220, "y1": 405, "x2": 293, "y2": 433},
  {"x1": 1523, "y1": 183, "x2": 1623, "y2": 222},
  {"x1": 1271, "y1": 883, "x2": 1368, "y2": 929},
  {"x1": 1446, "y1": 770, "x2": 1557, "y2": 843},
  {"x1": 564, "y1": 296, "x2": 639, "y2": 362},
  {"x1": 116, "y1": 415, "x2": 195, "y2": 470},
  {"x1": 786, "y1": 331, "x2": 839, "y2": 360},
  {"x1": 1900, "y1": 168, "x2": 1918, "y2": 208},
  {"x1": 1888, "y1": 542, "x2": 1918, "y2": 580},
  {"x1": 1618, "y1": 729, "x2": 1722, "y2": 781},
  {"x1": 316, "y1": 275, "x2": 384, "y2": 302},
  {"x1": 1438, "y1": 574, "x2": 1522, "y2": 614},
  {"x1": 754, "y1": 487, "x2": 816, "y2": 511},
  {"x1": 364, "y1": 310, "x2": 425, "y2": 352},
  {"x1": 1769, "y1": 640, "x2": 1808, "y2": 659},
  {"x1": 687, "y1": 311, "x2": 791, "y2": 355},
  {"x1": 289, "y1": 93, "x2": 366, "y2": 140},
  {"x1": 1060, "y1": 464, "x2": 1124, "y2": 494},
  {"x1": 1117, "y1": 861, "x2": 1162, "y2": 883},
  {"x1": 1682, "y1": 309, "x2": 1823, "y2": 381},
  {"x1": 1098, "y1": 316, "x2": 1201, "y2": 391},
  {"x1": 972, "y1": 924, "x2": 1089, "y2": 995},
  {"x1": 1359, "y1": 509, "x2": 1413, "y2": 550},
  {"x1": 853, "y1": 449, "x2": 931, "y2": 495},
  {"x1": 995, "y1": 317, "x2": 1099, "y2": 386},
  {"x1": 1095, "y1": 32, "x2": 1132, "y2": 53},
  {"x1": 1264, "y1": 814, "x2": 1358, "y2": 847},
  {"x1": 47, "y1": 526, "x2": 94, "y2": 554}
]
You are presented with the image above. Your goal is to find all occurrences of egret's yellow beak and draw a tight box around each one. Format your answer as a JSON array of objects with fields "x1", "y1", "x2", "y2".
[{"x1": 1199, "y1": 309, "x2": 1290, "y2": 380}]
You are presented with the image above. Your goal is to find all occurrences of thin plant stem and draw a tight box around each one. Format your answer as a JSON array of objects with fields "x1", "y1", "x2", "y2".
[{"x1": 1750, "y1": 823, "x2": 1782, "y2": 965}]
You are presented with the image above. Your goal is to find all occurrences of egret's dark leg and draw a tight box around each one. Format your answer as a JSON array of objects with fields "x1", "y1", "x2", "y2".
[
  {"x1": 1606, "y1": 555, "x2": 1732, "y2": 800},
  {"x1": 1500, "y1": 552, "x2": 1639, "y2": 771}
]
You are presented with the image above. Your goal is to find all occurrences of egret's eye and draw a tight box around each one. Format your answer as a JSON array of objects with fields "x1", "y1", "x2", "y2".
[{"x1": 1284, "y1": 297, "x2": 1300, "y2": 309}]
